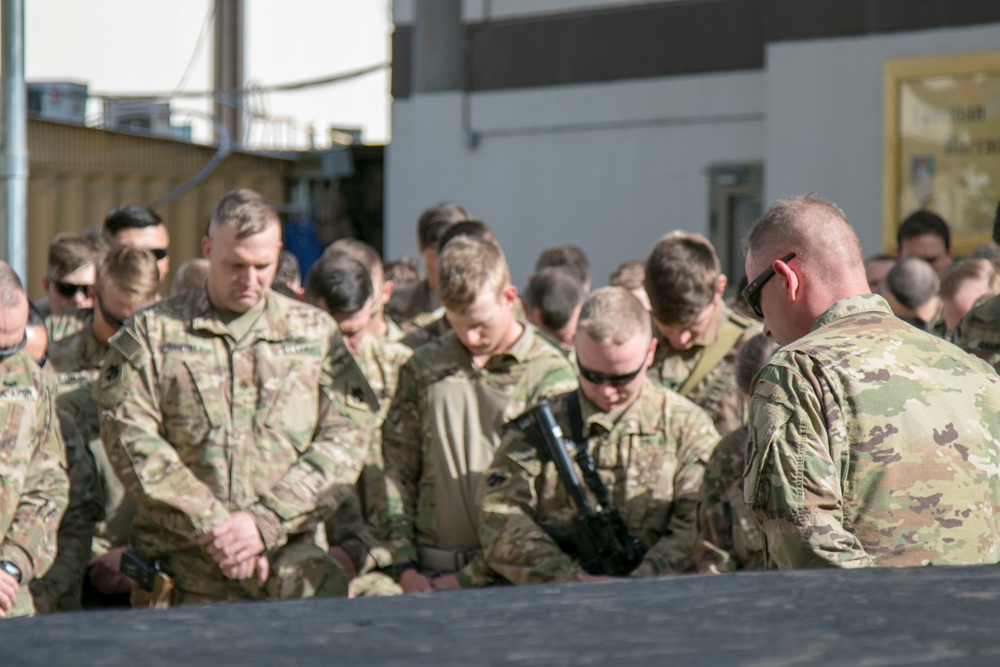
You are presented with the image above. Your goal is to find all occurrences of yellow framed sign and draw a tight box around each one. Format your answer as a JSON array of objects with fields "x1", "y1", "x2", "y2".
[{"x1": 883, "y1": 51, "x2": 1000, "y2": 256}]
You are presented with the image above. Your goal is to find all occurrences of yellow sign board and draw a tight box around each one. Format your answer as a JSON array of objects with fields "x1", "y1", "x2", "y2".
[{"x1": 883, "y1": 52, "x2": 1000, "y2": 256}]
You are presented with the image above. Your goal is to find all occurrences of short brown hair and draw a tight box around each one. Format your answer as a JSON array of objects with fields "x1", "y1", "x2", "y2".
[
  {"x1": 437, "y1": 235, "x2": 509, "y2": 312},
  {"x1": 609, "y1": 259, "x2": 646, "y2": 291},
  {"x1": 645, "y1": 232, "x2": 720, "y2": 324},
  {"x1": 941, "y1": 258, "x2": 1000, "y2": 301},
  {"x1": 96, "y1": 244, "x2": 160, "y2": 305},
  {"x1": 535, "y1": 244, "x2": 590, "y2": 288},
  {"x1": 417, "y1": 201, "x2": 468, "y2": 250},
  {"x1": 170, "y1": 258, "x2": 209, "y2": 296},
  {"x1": 208, "y1": 188, "x2": 277, "y2": 238},
  {"x1": 577, "y1": 287, "x2": 650, "y2": 346},
  {"x1": 326, "y1": 238, "x2": 384, "y2": 291},
  {"x1": 47, "y1": 232, "x2": 103, "y2": 278}
]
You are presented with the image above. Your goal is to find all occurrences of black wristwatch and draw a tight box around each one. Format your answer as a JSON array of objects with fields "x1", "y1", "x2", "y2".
[
  {"x1": 391, "y1": 561, "x2": 417, "y2": 580},
  {"x1": 0, "y1": 561, "x2": 22, "y2": 583}
]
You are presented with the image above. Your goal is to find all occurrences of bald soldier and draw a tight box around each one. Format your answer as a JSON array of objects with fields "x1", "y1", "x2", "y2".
[
  {"x1": 98, "y1": 188, "x2": 367, "y2": 606},
  {"x1": 0, "y1": 263, "x2": 69, "y2": 617},
  {"x1": 742, "y1": 193, "x2": 1000, "y2": 569}
]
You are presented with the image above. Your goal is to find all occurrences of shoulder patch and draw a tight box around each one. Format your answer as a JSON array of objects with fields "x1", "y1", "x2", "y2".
[{"x1": 110, "y1": 327, "x2": 145, "y2": 363}]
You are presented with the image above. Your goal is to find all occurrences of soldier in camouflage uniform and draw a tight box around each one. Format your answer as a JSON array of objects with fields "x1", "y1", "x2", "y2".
[
  {"x1": 304, "y1": 252, "x2": 411, "y2": 596},
  {"x1": 951, "y1": 201, "x2": 1000, "y2": 371},
  {"x1": 382, "y1": 235, "x2": 578, "y2": 593},
  {"x1": 742, "y1": 193, "x2": 1000, "y2": 569},
  {"x1": 644, "y1": 232, "x2": 760, "y2": 436},
  {"x1": 21, "y1": 307, "x2": 105, "y2": 613},
  {"x1": 99, "y1": 189, "x2": 367, "y2": 606},
  {"x1": 46, "y1": 245, "x2": 161, "y2": 603},
  {"x1": 36, "y1": 232, "x2": 104, "y2": 343},
  {"x1": 479, "y1": 288, "x2": 718, "y2": 583},
  {"x1": 324, "y1": 238, "x2": 407, "y2": 343},
  {"x1": 0, "y1": 263, "x2": 69, "y2": 617},
  {"x1": 694, "y1": 334, "x2": 776, "y2": 574},
  {"x1": 385, "y1": 201, "x2": 468, "y2": 333}
]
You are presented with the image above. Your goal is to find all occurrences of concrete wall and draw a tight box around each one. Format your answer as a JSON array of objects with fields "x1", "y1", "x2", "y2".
[
  {"x1": 387, "y1": 71, "x2": 765, "y2": 288},
  {"x1": 766, "y1": 22, "x2": 1000, "y2": 257}
]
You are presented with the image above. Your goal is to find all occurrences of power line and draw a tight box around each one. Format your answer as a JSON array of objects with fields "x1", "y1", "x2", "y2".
[
  {"x1": 90, "y1": 62, "x2": 389, "y2": 101},
  {"x1": 173, "y1": 0, "x2": 220, "y2": 92}
]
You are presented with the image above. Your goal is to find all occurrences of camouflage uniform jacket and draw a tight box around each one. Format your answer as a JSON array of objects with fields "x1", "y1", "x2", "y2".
[
  {"x1": 45, "y1": 308, "x2": 89, "y2": 345},
  {"x1": 479, "y1": 382, "x2": 718, "y2": 584},
  {"x1": 385, "y1": 279, "x2": 442, "y2": 333},
  {"x1": 97, "y1": 286, "x2": 368, "y2": 597},
  {"x1": 694, "y1": 425, "x2": 765, "y2": 573},
  {"x1": 648, "y1": 305, "x2": 760, "y2": 436},
  {"x1": 950, "y1": 293, "x2": 1000, "y2": 373},
  {"x1": 0, "y1": 353, "x2": 70, "y2": 617},
  {"x1": 381, "y1": 324, "x2": 578, "y2": 587},
  {"x1": 48, "y1": 315, "x2": 132, "y2": 559},
  {"x1": 326, "y1": 335, "x2": 413, "y2": 574},
  {"x1": 30, "y1": 409, "x2": 104, "y2": 612},
  {"x1": 745, "y1": 293, "x2": 1000, "y2": 569}
]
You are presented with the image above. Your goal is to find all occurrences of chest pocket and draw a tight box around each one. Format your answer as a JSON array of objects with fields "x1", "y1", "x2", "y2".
[
  {"x1": 259, "y1": 358, "x2": 319, "y2": 454},
  {"x1": 161, "y1": 359, "x2": 227, "y2": 464},
  {"x1": 623, "y1": 433, "x2": 677, "y2": 546}
]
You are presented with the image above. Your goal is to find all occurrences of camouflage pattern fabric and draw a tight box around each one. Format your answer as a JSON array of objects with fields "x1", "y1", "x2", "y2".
[
  {"x1": 325, "y1": 335, "x2": 411, "y2": 580},
  {"x1": 0, "y1": 354, "x2": 70, "y2": 617},
  {"x1": 45, "y1": 308, "x2": 89, "y2": 345},
  {"x1": 745, "y1": 293, "x2": 1000, "y2": 569},
  {"x1": 647, "y1": 306, "x2": 760, "y2": 436},
  {"x1": 400, "y1": 314, "x2": 451, "y2": 350},
  {"x1": 381, "y1": 324, "x2": 578, "y2": 587},
  {"x1": 694, "y1": 426, "x2": 765, "y2": 573},
  {"x1": 49, "y1": 311, "x2": 105, "y2": 381},
  {"x1": 30, "y1": 409, "x2": 104, "y2": 613},
  {"x1": 950, "y1": 293, "x2": 1000, "y2": 373},
  {"x1": 479, "y1": 382, "x2": 718, "y2": 584},
  {"x1": 98, "y1": 286, "x2": 369, "y2": 602},
  {"x1": 383, "y1": 315, "x2": 406, "y2": 344}
]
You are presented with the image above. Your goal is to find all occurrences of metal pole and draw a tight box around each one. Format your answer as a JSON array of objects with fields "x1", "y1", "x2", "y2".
[{"x1": 1, "y1": 0, "x2": 28, "y2": 280}]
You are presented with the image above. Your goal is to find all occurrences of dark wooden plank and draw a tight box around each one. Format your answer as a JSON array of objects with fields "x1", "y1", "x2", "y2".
[{"x1": 5, "y1": 565, "x2": 1000, "y2": 665}]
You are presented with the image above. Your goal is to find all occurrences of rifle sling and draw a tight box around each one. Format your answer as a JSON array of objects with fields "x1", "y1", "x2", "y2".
[
  {"x1": 678, "y1": 317, "x2": 745, "y2": 397},
  {"x1": 566, "y1": 392, "x2": 616, "y2": 509}
]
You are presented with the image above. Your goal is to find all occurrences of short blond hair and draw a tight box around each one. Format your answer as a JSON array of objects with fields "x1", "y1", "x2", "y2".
[
  {"x1": 96, "y1": 244, "x2": 160, "y2": 306},
  {"x1": 577, "y1": 286, "x2": 650, "y2": 346},
  {"x1": 609, "y1": 259, "x2": 646, "y2": 290},
  {"x1": 170, "y1": 258, "x2": 210, "y2": 296},
  {"x1": 437, "y1": 235, "x2": 510, "y2": 312},
  {"x1": 941, "y1": 258, "x2": 1000, "y2": 301},
  {"x1": 208, "y1": 188, "x2": 277, "y2": 238}
]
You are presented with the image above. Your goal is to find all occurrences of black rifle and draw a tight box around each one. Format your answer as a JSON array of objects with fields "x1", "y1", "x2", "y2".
[{"x1": 514, "y1": 399, "x2": 645, "y2": 576}]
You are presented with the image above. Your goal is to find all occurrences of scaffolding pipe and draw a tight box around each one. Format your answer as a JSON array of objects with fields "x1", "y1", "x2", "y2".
[{"x1": 1, "y1": 0, "x2": 28, "y2": 280}]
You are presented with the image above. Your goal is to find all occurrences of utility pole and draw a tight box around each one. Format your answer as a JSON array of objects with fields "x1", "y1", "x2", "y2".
[
  {"x1": 213, "y1": 0, "x2": 244, "y2": 145},
  {"x1": 1, "y1": 0, "x2": 28, "y2": 279}
]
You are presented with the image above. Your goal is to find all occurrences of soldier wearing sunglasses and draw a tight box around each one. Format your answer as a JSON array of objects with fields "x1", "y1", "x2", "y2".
[
  {"x1": 742, "y1": 193, "x2": 1000, "y2": 569},
  {"x1": 480, "y1": 287, "x2": 719, "y2": 584},
  {"x1": 0, "y1": 262, "x2": 69, "y2": 617},
  {"x1": 103, "y1": 204, "x2": 171, "y2": 283}
]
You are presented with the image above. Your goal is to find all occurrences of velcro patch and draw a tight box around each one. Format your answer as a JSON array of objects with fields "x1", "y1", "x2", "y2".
[{"x1": 110, "y1": 327, "x2": 145, "y2": 362}]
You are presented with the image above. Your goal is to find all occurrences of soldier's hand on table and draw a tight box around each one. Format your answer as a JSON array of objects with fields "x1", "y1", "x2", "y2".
[
  {"x1": 430, "y1": 573, "x2": 461, "y2": 590},
  {"x1": 328, "y1": 546, "x2": 358, "y2": 580},
  {"x1": 87, "y1": 546, "x2": 135, "y2": 594},
  {"x1": 0, "y1": 569, "x2": 18, "y2": 616},
  {"x1": 576, "y1": 573, "x2": 617, "y2": 583},
  {"x1": 199, "y1": 511, "x2": 266, "y2": 567},
  {"x1": 399, "y1": 568, "x2": 432, "y2": 594}
]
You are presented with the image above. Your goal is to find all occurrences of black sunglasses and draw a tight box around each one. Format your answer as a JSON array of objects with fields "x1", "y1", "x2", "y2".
[
  {"x1": 742, "y1": 252, "x2": 796, "y2": 318},
  {"x1": 97, "y1": 296, "x2": 129, "y2": 331},
  {"x1": 0, "y1": 334, "x2": 28, "y2": 360},
  {"x1": 148, "y1": 248, "x2": 169, "y2": 261},
  {"x1": 49, "y1": 276, "x2": 91, "y2": 299},
  {"x1": 578, "y1": 360, "x2": 645, "y2": 387}
]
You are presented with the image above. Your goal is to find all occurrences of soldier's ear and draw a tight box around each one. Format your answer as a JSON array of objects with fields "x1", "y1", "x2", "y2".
[{"x1": 201, "y1": 235, "x2": 212, "y2": 260}]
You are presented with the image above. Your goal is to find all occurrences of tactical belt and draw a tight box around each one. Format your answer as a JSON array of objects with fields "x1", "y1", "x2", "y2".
[{"x1": 417, "y1": 546, "x2": 478, "y2": 573}]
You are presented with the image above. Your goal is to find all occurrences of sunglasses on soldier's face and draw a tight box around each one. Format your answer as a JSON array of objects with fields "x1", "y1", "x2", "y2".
[
  {"x1": 742, "y1": 252, "x2": 796, "y2": 318},
  {"x1": 49, "y1": 276, "x2": 91, "y2": 299},
  {"x1": 148, "y1": 248, "x2": 168, "y2": 261},
  {"x1": 577, "y1": 360, "x2": 645, "y2": 387},
  {"x1": 0, "y1": 334, "x2": 28, "y2": 360}
]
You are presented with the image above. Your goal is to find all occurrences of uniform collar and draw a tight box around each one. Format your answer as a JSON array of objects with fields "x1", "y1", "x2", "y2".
[
  {"x1": 812, "y1": 293, "x2": 893, "y2": 331},
  {"x1": 189, "y1": 285, "x2": 289, "y2": 343},
  {"x1": 575, "y1": 378, "x2": 652, "y2": 438}
]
